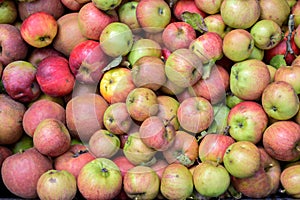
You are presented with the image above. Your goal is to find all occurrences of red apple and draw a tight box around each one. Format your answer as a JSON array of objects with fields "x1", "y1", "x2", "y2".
[
  {"x1": 274, "y1": 65, "x2": 300, "y2": 94},
  {"x1": 280, "y1": 164, "x2": 300, "y2": 198},
  {"x1": 263, "y1": 120, "x2": 300, "y2": 161},
  {"x1": 27, "y1": 46, "x2": 64, "y2": 67},
  {"x1": 36, "y1": 55, "x2": 75, "y2": 97},
  {"x1": 112, "y1": 155, "x2": 135, "y2": 178},
  {"x1": 0, "y1": 146, "x2": 12, "y2": 166},
  {"x1": 150, "y1": 159, "x2": 168, "y2": 179},
  {"x1": 60, "y1": 0, "x2": 84, "y2": 11}
]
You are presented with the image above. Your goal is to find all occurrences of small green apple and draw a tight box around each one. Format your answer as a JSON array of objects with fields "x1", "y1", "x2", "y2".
[{"x1": 92, "y1": 0, "x2": 122, "y2": 11}]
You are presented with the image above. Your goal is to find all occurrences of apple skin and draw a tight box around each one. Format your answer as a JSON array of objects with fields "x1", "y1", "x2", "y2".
[
  {"x1": 230, "y1": 59, "x2": 271, "y2": 101},
  {"x1": 160, "y1": 163, "x2": 193, "y2": 200},
  {"x1": 0, "y1": 0, "x2": 17, "y2": 24},
  {"x1": 262, "y1": 81, "x2": 299, "y2": 120},
  {"x1": 150, "y1": 159, "x2": 168, "y2": 179},
  {"x1": 27, "y1": 46, "x2": 64, "y2": 67},
  {"x1": 223, "y1": 141, "x2": 261, "y2": 178},
  {"x1": 36, "y1": 55, "x2": 75, "y2": 97},
  {"x1": 37, "y1": 169, "x2": 77, "y2": 200},
  {"x1": 204, "y1": 14, "x2": 230, "y2": 39},
  {"x1": 163, "y1": 130, "x2": 198, "y2": 167},
  {"x1": 118, "y1": 1, "x2": 141, "y2": 31},
  {"x1": 136, "y1": 0, "x2": 171, "y2": 33},
  {"x1": 274, "y1": 65, "x2": 300, "y2": 94},
  {"x1": 2, "y1": 60, "x2": 41, "y2": 103},
  {"x1": 292, "y1": 0, "x2": 300, "y2": 27},
  {"x1": 0, "y1": 146, "x2": 12, "y2": 166},
  {"x1": 66, "y1": 93, "x2": 108, "y2": 143},
  {"x1": 194, "y1": 0, "x2": 222, "y2": 14},
  {"x1": 189, "y1": 32, "x2": 223, "y2": 64},
  {"x1": 259, "y1": 0, "x2": 290, "y2": 26},
  {"x1": 77, "y1": 158, "x2": 122, "y2": 200},
  {"x1": 1, "y1": 147, "x2": 53, "y2": 199},
  {"x1": 139, "y1": 116, "x2": 176, "y2": 151},
  {"x1": 198, "y1": 133, "x2": 235, "y2": 163},
  {"x1": 60, "y1": 0, "x2": 83, "y2": 11},
  {"x1": 112, "y1": 155, "x2": 135, "y2": 178},
  {"x1": 103, "y1": 102, "x2": 133, "y2": 135},
  {"x1": 92, "y1": 0, "x2": 122, "y2": 11},
  {"x1": 263, "y1": 120, "x2": 300, "y2": 162},
  {"x1": 222, "y1": 29, "x2": 254, "y2": 62},
  {"x1": 69, "y1": 40, "x2": 110, "y2": 84},
  {"x1": 0, "y1": 24, "x2": 28, "y2": 66},
  {"x1": 88, "y1": 129, "x2": 120, "y2": 158},
  {"x1": 162, "y1": 21, "x2": 196, "y2": 52},
  {"x1": 20, "y1": 12, "x2": 58, "y2": 48},
  {"x1": 54, "y1": 144, "x2": 95, "y2": 179},
  {"x1": 17, "y1": 0, "x2": 65, "y2": 20},
  {"x1": 177, "y1": 97, "x2": 214, "y2": 134},
  {"x1": 33, "y1": 118, "x2": 71, "y2": 157},
  {"x1": 173, "y1": 0, "x2": 206, "y2": 21},
  {"x1": 280, "y1": 164, "x2": 300, "y2": 198},
  {"x1": 78, "y1": 2, "x2": 118, "y2": 40},
  {"x1": 193, "y1": 161, "x2": 231, "y2": 198},
  {"x1": 165, "y1": 48, "x2": 203, "y2": 88},
  {"x1": 220, "y1": 0, "x2": 260, "y2": 29},
  {"x1": 100, "y1": 67, "x2": 136, "y2": 104},
  {"x1": 123, "y1": 166, "x2": 160, "y2": 200},
  {"x1": 52, "y1": 13, "x2": 88, "y2": 57},
  {"x1": 227, "y1": 101, "x2": 268, "y2": 144}
]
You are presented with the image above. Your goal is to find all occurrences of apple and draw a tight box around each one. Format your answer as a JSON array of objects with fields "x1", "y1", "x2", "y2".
[
  {"x1": 77, "y1": 158, "x2": 122, "y2": 200},
  {"x1": 188, "y1": 65, "x2": 229, "y2": 105},
  {"x1": 198, "y1": 133, "x2": 235, "y2": 163},
  {"x1": 136, "y1": 0, "x2": 171, "y2": 33},
  {"x1": 88, "y1": 129, "x2": 120, "y2": 158},
  {"x1": 22, "y1": 99, "x2": 66, "y2": 137},
  {"x1": 165, "y1": 48, "x2": 203, "y2": 88},
  {"x1": 103, "y1": 102, "x2": 133, "y2": 135},
  {"x1": 223, "y1": 141, "x2": 261, "y2": 178},
  {"x1": 17, "y1": 0, "x2": 65, "y2": 20},
  {"x1": 52, "y1": 12, "x2": 88, "y2": 57},
  {"x1": 33, "y1": 118, "x2": 71, "y2": 157},
  {"x1": 230, "y1": 59, "x2": 271, "y2": 101},
  {"x1": 162, "y1": 21, "x2": 196, "y2": 52},
  {"x1": 112, "y1": 155, "x2": 135, "y2": 178},
  {"x1": 69, "y1": 40, "x2": 110, "y2": 84},
  {"x1": 1, "y1": 148, "x2": 53, "y2": 199},
  {"x1": 66, "y1": 93, "x2": 108, "y2": 143},
  {"x1": 156, "y1": 95, "x2": 180, "y2": 131},
  {"x1": 163, "y1": 130, "x2": 198, "y2": 167},
  {"x1": 0, "y1": 0, "x2": 17, "y2": 24},
  {"x1": 20, "y1": 12, "x2": 58, "y2": 48},
  {"x1": 37, "y1": 170, "x2": 77, "y2": 200},
  {"x1": 177, "y1": 96, "x2": 214, "y2": 134},
  {"x1": 225, "y1": 91, "x2": 244, "y2": 109},
  {"x1": 222, "y1": 29, "x2": 254, "y2": 62},
  {"x1": 0, "y1": 24, "x2": 28, "y2": 66},
  {"x1": 78, "y1": 2, "x2": 118, "y2": 41},
  {"x1": 194, "y1": 0, "x2": 222, "y2": 14},
  {"x1": 250, "y1": 19, "x2": 283, "y2": 50},
  {"x1": 2, "y1": 60, "x2": 41, "y2": 103},
  {"x1": 160, "y1": 163, "x2": 193, "y2": 200},
  {"x1": 139, "y1": 115, "x2": 176, "y2": 151},
  {"x1": 263, "y1": 120, "x2": 300, "y2": 162},
  {"x1": 123, "y1": 166, "x2": 160, "y2": 199},
  {"x1": 267, "y1": 65, "x2": 277, "y2": 82},
  {"x1": 280, "y1": 164, "x2": 300, "y2": 198},
  {"x1": 27, "y1": 46, "x2": 64, "y2": 67},
  {"x1": 248, "y1": 45, "x2": 265, "y2": 61},
  {"x1": 60, "y1": 0, "x2": 83, "y2": 11},
  {"x1": 173, "y1": 0, "x2": 206, "y2": 21},
  {"x1": 0, "y1": 94, "x2": 25, "y2": 145},
  {"x1": 131, "y1": 56, "x2": 167, "y2": 91},
  {"x1": 0, "y1": 146, "x2": 12, "y2": 166},
  {"x1": 69, "y1": 81, "x2": 98, "y2": 99},
  {"x1": 100, "y1": 67, "x2": 136, "y2": 104},
  {"x1": 262, "y1": 81, "x2": 299, "y2": 120},
  {"x1": 193, "y1": 161, "x2": 230, "y2": 198},
  {"x1": 123, "y1": 132, "x2": 157, "y2": 166},
  {"x1": 54, "y1": 144, "x2": 95, "y2": 179},
  {"x1": 92, "y1": 0, "x2": 121, "y2": 11},
  {"x1": 204, "y1": 14, "x2": 230, "y2": 39},
  {"x1": 274, "y1": 65, "x2": 300, "y2": 94},
  {"x1": 127, "y1": 38, "x2": 162, "y2": 66},
  {"x1": 36, "y1": 55, "x2": 75, "y2": 97},
  {"x1": 159, "y1": 78, "x2": 185, "y2": 96},
  {"x1": 125, "y1": 87, "x2": 159, "y2": 122},
  {"x1": 150, "y1": 159, "x2": 168, "y2": 179},
  {"x1": 220, "y1": 0, "x2": 260, "y2": 29},
  {"x1": 227, "y1": 101, "x2": 268, "y2": 144},
  {"x1": 259, "y1": 0, "x2": 290, "y2": 26},
  {"x1": 189, "y1": 31, "x2": 223, "y2": 64},
  {"x1": 118, "y1": 1, "x2": 141, "y2": 32}
]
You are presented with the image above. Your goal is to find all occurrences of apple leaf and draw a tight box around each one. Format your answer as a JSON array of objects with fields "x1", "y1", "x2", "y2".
[
  {"x1": 207, "y1": 103, "x2": 230, "y2": 134},
  {"x1": 101, "y1": 55, "x2": 123, "y2": 72},
  {"x1": 181, "y1": 11, "x2": 208, "y2": 33},
  {"x1": 227, "y1": 184, "x2": 242, "y2": 199},
  {"x1": 270, "y1": 54, "x2": 287, "y2": 69},
  {"x1": 202, "y1": 60, "x2": 215, "y2": 79}
]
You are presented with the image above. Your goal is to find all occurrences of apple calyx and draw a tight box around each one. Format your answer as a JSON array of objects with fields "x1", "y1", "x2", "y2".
[
  {"x1": 181, "y1": 11, "x2": 208, "y2": 33},
  {"x1": 72, "y1": 149, "x2": 89, "y2": 158}
]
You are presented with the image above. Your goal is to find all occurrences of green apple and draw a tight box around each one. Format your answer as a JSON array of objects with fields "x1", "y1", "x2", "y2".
[
  {"x1": 92, "y1": 0, "x2": 122, "y2": 11},
  {"x1": 250, "y1": 19, "x2": 282, "y2": 50},
  {"x1": 100, "y1": 22, "x2": 133, "y2": 57},
  {"x1": 226, "y1": 91, "x2": 244, "y2": 108},
  {"x1": 248, "y1": 46, "x2": 264, "y2": 60},
  {"x1": 259, "y1": 0, "x2": 290, "y2": 26},
  {"x1": 0, "y1": 0, "x2": 17, "y2": 24},
  {"x1": 118, "y1": 1, "x2": 140, "y2": 31}
]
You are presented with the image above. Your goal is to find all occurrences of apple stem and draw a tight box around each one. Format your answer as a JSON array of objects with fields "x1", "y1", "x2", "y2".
[
  {"x1": 285, "y1": 14, "x2": 297, "y2": 58},
  {"x1": 164, "y1": 115, "x2": 176, "y2": 126}
]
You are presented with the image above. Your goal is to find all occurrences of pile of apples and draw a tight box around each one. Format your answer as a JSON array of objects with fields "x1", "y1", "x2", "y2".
[{"x1": 1, "y1": 0, "x2": 300, "y2": 199}]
